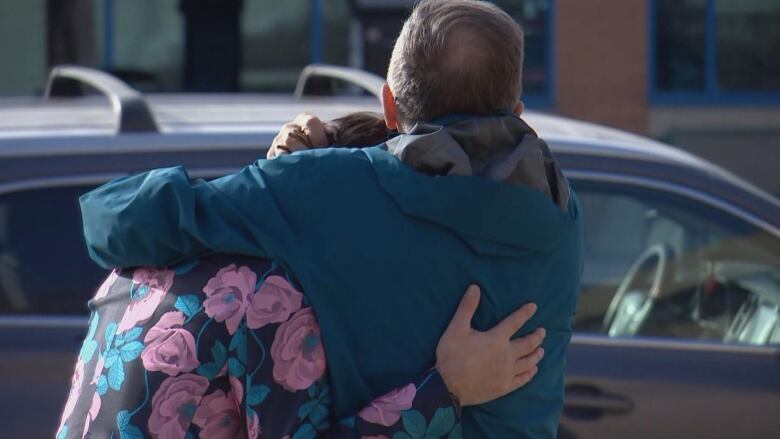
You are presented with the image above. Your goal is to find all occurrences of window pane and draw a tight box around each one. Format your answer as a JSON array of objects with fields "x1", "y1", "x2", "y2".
[
  {"x1": 107, "y1": 0, "x2": 183, "y2": 92},
  {"x1": 494, "y1": 0, "x2": 552, "y2": 96},
  {"x1": 572, "y1": 181, "x2": 780, "y2": 346},
  {"x1": 716, "y1": 0, "x2": 780, "y2": 91},
  {"x1": 0, "y1": 186, "x2": 106, "y2": 315},
  {"x1": 241, "y1": 0, "x2": 350, "y2": 92},
  {"x1": 654, "y1": 0, "x2": 707, "y2": 91},
  {"x1": 0, "y1": 0, "x2": 47, "y2": 95}
]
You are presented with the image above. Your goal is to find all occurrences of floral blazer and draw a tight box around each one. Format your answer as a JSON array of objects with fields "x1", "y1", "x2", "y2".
[{"x1": 57, "y1": 255, "x2": 461, "y2": 439}]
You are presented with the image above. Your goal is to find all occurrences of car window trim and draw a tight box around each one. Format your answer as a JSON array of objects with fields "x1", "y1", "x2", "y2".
[
  {"x1": 567, "y1": 170, "x2": 780, "y2": 238},
  {"x1": 0, "y1": 168, "x2": 240, "y2": 196},
  {"x1": 572, "y1": 333, "x2": 779, "y2": 355}
]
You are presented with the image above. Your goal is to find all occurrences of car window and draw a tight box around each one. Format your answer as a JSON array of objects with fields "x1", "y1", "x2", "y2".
[
  {"x1": 572, "y1": 180, "x2": 780, "y2": 346},
  {"x1": 0, "y1": 185, "x2": 105, "y2": 315}
]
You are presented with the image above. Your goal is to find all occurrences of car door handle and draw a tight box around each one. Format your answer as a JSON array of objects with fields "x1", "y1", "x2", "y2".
[{"x1": 564, "y1": 384, "x2": 633, "y2": 420}]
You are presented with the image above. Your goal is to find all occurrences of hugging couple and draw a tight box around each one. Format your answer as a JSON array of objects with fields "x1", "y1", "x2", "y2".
[{"x1": 59, "y1": 1, "x2": 582, "y2": 438}]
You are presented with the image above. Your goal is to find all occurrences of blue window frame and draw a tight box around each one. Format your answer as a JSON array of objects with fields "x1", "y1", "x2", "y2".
[
  {"x1": 493, "y1": 0, "x2": 555, "y2": 109},
  {"x1": 650, "y1": 0, "x2": 780, "y2": 105}
]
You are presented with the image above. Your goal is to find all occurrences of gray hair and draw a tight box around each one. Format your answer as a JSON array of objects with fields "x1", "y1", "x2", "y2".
[{"x1": 387, "y1": 0, "x2": 524, "y2": 129}]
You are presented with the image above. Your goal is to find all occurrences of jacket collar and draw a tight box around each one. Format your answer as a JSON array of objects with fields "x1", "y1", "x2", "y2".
[{"x1": 362, "y1": 115, "x2": 576, "y2": 256}]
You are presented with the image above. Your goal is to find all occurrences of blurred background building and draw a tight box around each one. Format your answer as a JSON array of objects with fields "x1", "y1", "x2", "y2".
[{"x1": 0, "y1": 0, "x2": 778, "y2": 193}]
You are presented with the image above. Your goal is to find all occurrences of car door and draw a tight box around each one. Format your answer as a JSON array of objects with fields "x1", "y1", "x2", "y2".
[
  {"x1": 0, "y1": 160, "x2": 246, "y2": 438},
  {"x1": 0, "y1": 180, "x2": 110, "y2": 439},
  {"x1": 559, "y1": 177, "x2": 780, "y2": 439}
]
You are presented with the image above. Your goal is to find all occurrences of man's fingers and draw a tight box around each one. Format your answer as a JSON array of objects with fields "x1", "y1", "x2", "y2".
[
  {"x1": 511, "y1": 366, "x2": 539, "y2": 390},
  {"x1": 514, "y1": 347, "x2": 544, "y2": 375},
  {"x1": 444, "y1": 285, "x2": 481, "y2": 335},
  {"x1": 492, "y1": 302, "x2": 537, "y2": 338},
  {"x1": 510, "y1": 327, "x2": 545, "y2": 358}
]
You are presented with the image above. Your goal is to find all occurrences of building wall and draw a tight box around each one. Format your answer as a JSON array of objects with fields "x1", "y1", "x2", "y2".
[
  {"x1": 555, "y1": 0, "x2": 649, "y2": 134},
  {"x1": 554, "y1": 1, "x2": 779, "y2": 195}
]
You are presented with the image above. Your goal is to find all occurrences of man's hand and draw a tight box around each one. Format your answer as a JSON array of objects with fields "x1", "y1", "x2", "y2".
[
  {"x1": 436, "y1": 285, "x2": 546, "y2": 407},
  {"x1": 267, "y1": 113, "x2": 330, "y2": 159}
]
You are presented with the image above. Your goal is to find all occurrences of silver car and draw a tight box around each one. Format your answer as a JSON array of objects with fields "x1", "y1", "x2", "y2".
[{"x1": 0, "y1": 66, "x2": 778, "y2": 438}]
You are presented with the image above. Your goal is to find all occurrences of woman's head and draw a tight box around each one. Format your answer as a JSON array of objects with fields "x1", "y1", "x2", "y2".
[
  {"x1": 267, "y1": 111, "x2": 391, "y2": 159},
  {"x1": 326, "y1": 112, "x2": 389, "y2": 148}
]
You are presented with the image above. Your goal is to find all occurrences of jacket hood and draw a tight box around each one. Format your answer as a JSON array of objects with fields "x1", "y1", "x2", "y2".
[{"x1": 363, "y1": 114, "x2": 576, "y2": 257}]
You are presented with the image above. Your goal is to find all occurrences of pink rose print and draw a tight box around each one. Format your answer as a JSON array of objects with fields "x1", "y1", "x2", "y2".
[
  {"x1": 93, "y1": 269, "x2": 120, "y2": 301},
  {"x1": 358, "y1": 383, "x2": 416, "y2": 427},
  {"x1": 148, "y1": 373, "x2": 210, "y2": 439},
  {"x1": 203, "y1": 264, "x2": 257, "y2": 335},
  {"x1": 270, "y1": 307, "x2": 327, "y2": 391},
  {"x1": 246, "y1": 275, "x2": 303, "y2": 329},
  {"x1": 81, "y1": 393, "x2": 101, "y2": 439},
  {"x1": 247, "y1": 410, "x2": 261, "y2": 439},
  {"x1": 192, "y1": 389, "x2": 245, "y2": 439},
  {"x1": 58, "y1": 360, "x2": 85, "y2": 433},
  {"x1": 142, "y1": 311, "x2": 199, "y2": 376},
  {"x1": 117, "y1": 267, "x2": 175, "y2": 333}
]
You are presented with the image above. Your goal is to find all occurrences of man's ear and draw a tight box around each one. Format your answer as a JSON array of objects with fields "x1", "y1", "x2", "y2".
[
  {"x1": 382, "y1": 83, "x2": 399, "y2": 131},
  {"x1": 512, "y1": 100, "x2": 525, "y2": 116}
]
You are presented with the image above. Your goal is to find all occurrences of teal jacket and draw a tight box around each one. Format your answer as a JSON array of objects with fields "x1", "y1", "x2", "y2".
[{"x1": 80, "y1": 116, "x2": 583, "y2": 438}]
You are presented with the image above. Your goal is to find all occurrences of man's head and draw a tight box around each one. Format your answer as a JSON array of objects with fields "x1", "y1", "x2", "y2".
[{"x1": 383, "y1": 0, "x2": 525, "y2": 131}]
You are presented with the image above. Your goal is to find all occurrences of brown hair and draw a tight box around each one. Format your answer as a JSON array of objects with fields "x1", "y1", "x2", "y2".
[
  {"x1": 387, "y1": 0, "x2": 524, "y2": 129},
  {"x1": 325, "y1": 111, "x2": 389, "y2": 147}
]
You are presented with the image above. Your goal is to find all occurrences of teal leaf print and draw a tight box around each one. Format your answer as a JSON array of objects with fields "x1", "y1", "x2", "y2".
[
  {"x1": 120, "y1": 341, "x2": 145, "y2": 362},
  {"x1": 184, "y1": 433, "x2": 195, "y2": 439},
  {"x1": 104, "y1": 348, "x2": 121, "y2": 368},
  {"x1": 247, "y1": 384, "x2": 270, "y2": 405},
  {"x1": 105, "y1": 322, "x2": 118, "y2": 347},
  {"x1": 292, "y1": 422, "x2": 316, "y2": 439},
  {"x1": 227, "y1": 357, "x2": 245, "y2": 377},
  {"x1": 393, "y1": 433, "x2": 413, "y2": 439},
  {"x1": 117, "y1": 411, "x2": 144, "y2": 439},
  {"x1": 108, "y1": 361, "x2": 125, "y2": 390},
  {"x1": 196, "y1": 340, "x2": 228, "y2": 380},
  {"x1": 211, "y1": 340, "x2": 227, "y2": 363},
  {"x1": 298, "y1": 399, "x2": 318, "y2": 419},
  {"x1": 402, "y1": 410, "x2": 428, "y2": 439},
  {"x1": 339, "y1": 416, "x2": 355, "y2": 428},
  {"x1": 55, "y1": 425, "x2": 68, "y2": 439},
  {"x1": 116, "y1": 326, "x2": 143, "y2": 346},
  {"x1": 309, "y1": 404, "x2": 329, "y2": 430},
  {"x1": 96, "y1": 375, "x2": 109, "y2": 396},
  {"x1": 86, "y1": 312, "x2": 100, "y2": 340},
  {"x1": 195, "y1": 362, "x2": 220, "y2": 380},
  {"x1": 448, "y1": 424, "x2": 462, "y2": 439},
  {"x1": 229, "y1": 327, "x2": 247, "y2": 363},
  {"x1": 427, "y1": 407, "x2": 456, "y2": 437},
  {"x1": 80, "y1": 312, "x2": 100, "y2": 362},
  {"x1": 175, "y1": 295, "x2": 201, "y2": 319},
  {"x1": 80, "y1": 339, "x2": 98, "y2": 363},
  {"x1": 117, "y1": 410, "x2": 131, "y2": 430}
]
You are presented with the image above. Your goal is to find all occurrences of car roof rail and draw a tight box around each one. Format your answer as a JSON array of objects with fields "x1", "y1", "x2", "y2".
[
  {"x1": 44, "y1": 65, "x2": 159, "y2": 134},
  {"x1": 294, "y1": 64, "x2": 384, "y2": 101}
]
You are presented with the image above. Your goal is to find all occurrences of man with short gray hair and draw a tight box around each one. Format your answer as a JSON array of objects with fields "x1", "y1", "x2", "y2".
[
  {"x1": 81, "y1": 0, "x2": 583, "y2": 437},
  {"x1": 387, "y1": 0, "x2": 524, "y2": 129}
]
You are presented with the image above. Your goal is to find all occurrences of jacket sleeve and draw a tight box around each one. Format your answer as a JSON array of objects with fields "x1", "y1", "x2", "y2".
[
  {"x1": 80, "y1": 154, "x2": 312, "y2": 269},
  {"x1": 322, "y1": 370, "x2": 462, "y2": 438}
]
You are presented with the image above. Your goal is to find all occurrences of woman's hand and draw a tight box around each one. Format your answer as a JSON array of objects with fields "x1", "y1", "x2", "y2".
[
  {"x1": 267, "y1": 113, "x2": 330, "y2": 159},
  {"x1": 436, "y1": 285, "x2": 546, "y2": 407}
]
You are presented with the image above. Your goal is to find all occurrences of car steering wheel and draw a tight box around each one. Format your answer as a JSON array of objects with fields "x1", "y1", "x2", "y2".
[{"x1": 602, "y1": 244, "x2": 670, "y2": 337}]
